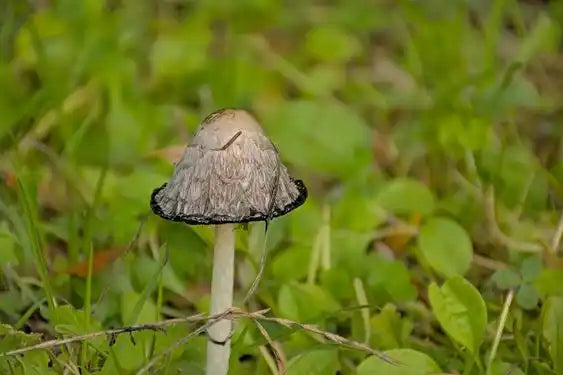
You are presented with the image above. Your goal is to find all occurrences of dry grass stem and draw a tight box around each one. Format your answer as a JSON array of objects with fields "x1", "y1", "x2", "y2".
[{"x1": 1, "y1": 307, "x2": 391, "y2": 366}]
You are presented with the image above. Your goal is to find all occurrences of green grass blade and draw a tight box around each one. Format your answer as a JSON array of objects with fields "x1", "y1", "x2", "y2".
[{"x1": 16, "y1": 178, "x2": 56, "y2": 312}]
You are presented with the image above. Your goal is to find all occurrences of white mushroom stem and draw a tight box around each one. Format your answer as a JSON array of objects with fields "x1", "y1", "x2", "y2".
[{"x1": 206, "y1": 224, "x2": 235, "y2": 375}]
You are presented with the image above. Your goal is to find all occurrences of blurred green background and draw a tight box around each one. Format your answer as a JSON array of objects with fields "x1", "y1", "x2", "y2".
[{"x1": 1, "y1": 0, "x2": 563, "y2": 374}]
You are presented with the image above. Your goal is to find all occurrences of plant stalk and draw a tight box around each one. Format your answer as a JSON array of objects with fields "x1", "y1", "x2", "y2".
[{"x1": 206, "y1": 224, "x2": 235, "y2": 375}]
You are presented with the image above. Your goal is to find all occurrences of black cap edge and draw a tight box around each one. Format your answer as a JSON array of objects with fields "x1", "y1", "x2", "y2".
[{"x1": 150, "y1": 179, "x2": 308, "y2": 225}]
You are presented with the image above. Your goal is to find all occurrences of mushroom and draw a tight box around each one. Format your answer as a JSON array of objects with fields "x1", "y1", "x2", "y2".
[{"x1": 150, "y1": 108, "x2": 307, "y2": 375}]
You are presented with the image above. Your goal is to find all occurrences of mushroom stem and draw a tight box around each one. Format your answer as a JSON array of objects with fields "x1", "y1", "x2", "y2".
[{"x1": 206, "y1": 224, "x2": 235, "y2": 375}]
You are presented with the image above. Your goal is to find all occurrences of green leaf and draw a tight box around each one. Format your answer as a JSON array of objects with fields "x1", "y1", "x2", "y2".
[
  {"x1": 535, "y1": 268, "x2": 563, "y2": 297},
  {"x1": 542, "y1": 297, "x2": 563, "y2": 373},
  {"x1": 0, "y1": 324, "x2": 41, "y2": 352},
  {"x1": 277, "y1": 284, "x2": 302, "y2": 321},
  {"x1": 103, "y1": 331, "x2": 154, "y2": 371},
  {"x1": 437, "y1": 115, "x2": 490, "y2": 152},
  {"x1": 427, "y1": 276, "x2": 487, "y2": 354},
  {"x1": 112, "y1": 169, "x2": 169, "y2": 207},
  {"x1": 286, "y1": 349, "x2": 339, "y2": 375},
  {"x1": 165, "y1": 222, "x2": 208, "y2": 281},
  {"x1": 50, "y1": 305, "x2": 103, "y2": 334},
  {"x1": 150, "y1": 21, "x2": 211, "y2": 80},
  {"x1": 121, "y1": 291, "x2": 157, "y2": 325},
  {"x1": 489, "y1": 361, "x2": 525, "y2": 375},
  {"x1": 520, "y1": 256, "x2": 543, "y2": 282},
  {"x1": 333, "y1": 188, "x2": 386, "y2": 231},
  {"x1": 480, "y1": 145, "x2": 546, "y2": 210},
  {"x1": 153, "y1": 324, "x2": 190, "y2": 360},
  {"x1": 366, "y1": 254, "x2": 417, "y2": 303},
  {"x1": 264, "y1": 100, "x2": 371, "y2": 178},
  {"x1": 492, "y1": 268, "x2": 521, "y2": 290},
  {"x1": 272, "y1": 245, "x2": 310, "y2": 282},
  {"x1": 375, "y1": 178, "x2": 435, "y2": 217},
  {"x1": 48, "y1": 305, "x2": 107, "y2": 361},
  {"x1": 289, "y1": 199, "x2": 322, "y2": 244},
  {"x1": 17, "y1": 350, "x2": 56, "y2": 375},
  {"x1": 417, "y1": 217, "x2": 473, "y2": 277},
  {"x1": 304, "y1": 26, "x2": 361, "y2": 63},
  {"x1": 306, "y1": 65, "x2": 345, "y2": 94},
  {"x1": 320, "y1": 268, "x2": 354, "y2": 301},
  {"x1": 106, "y1": 104, "x2": 143, "y2": 164},
  {"x1": 277, "y1": 283, "x2": 340, "y2": 322},
  {"x1": 357, "y1": 349, "x2": 441, "y2": 375},
  {"x1": 516, "y1": 283, "x2": 540, "y2": 310},
  {"x1": 132, "y1": 255, "x2": 186, "y2": 297},
  {"x1": 370, "y1": 304, "x2": 413, "y2": 350}
]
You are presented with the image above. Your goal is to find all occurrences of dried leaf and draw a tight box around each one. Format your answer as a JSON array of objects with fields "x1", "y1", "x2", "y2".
[
  {"x1": 65, "y1": 247, "x2": 124, "y2": 277},
  {"x1": 384, "y1": 213, "x2": 421, "y2": 251}
]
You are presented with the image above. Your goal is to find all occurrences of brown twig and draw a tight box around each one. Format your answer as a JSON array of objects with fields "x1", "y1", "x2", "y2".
[
  {"x1": 255, "y1": 320, "x2": 286, "y2": 374},
  {"x1": 254, "y1": 316, "x2": 395, "y2": 364},
  {"x1": 1, "y1": 307, "x2": 391, "y2": 370},
  {"x1": 1, "y1": 312, "x2": 203, "y2": 357},
  {"x1": 136, "y1": 308, "x2": 242, "y2": 375}
]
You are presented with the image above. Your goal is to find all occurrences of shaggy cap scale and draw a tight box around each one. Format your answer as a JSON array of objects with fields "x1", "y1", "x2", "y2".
[{"x1": 150, "y1": 109, "x2": 307, "y2": 225}]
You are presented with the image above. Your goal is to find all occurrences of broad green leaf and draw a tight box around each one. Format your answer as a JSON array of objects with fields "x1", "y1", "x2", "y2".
[
  {"x1": 516, "y1": 283, "x2": 539, "y2": 310},
  {"x1": 427, "y1": 276, "x2": 487, "y2": 354},
  {"x1": 375, "y1": 178, "x2": 435, "y2": 217},
  {"x1": 366, "y1": 254, "x2": 417, "y2": 303},
  {"x1": 278, "y1": 284, "x2": 302, "y2": 321},
  {"x1": 17, "y1": 350, "x2": 57, "y2": 375},
  {"x1": 121, "y1": 291, "x2": 157, "y2": 325},
  {"x1": 150, "y1": 21, "x2": 211, "y2": 80},
  {"x1": 489, "y1": 361, "x2": 525, "y2": 375},
  {"x1": 153, "y1": 324, "x2": 190, "y2": 360},
  {"x1": 304, "y1": 26, "x2": 361, "y2": 63},
  {"x1": 492, "y1": 268, "x2": 521, "y2": 290},
  {"x1": 370, "y1": 304, "x2": 413, "y2": 350},
  {"x1": 535, "y1": 268, "x2": 563, "y2": 297},
  {"x1": 131, "y1": 255, "x2": 185, "y2": 297},
  {"x1": 15, "y1": 12, "x2": 70, "y2": 67},
  {"x1": 542, "y1": 297, "x2": 563, "y2": 374},
  {"x1": 357, "y1": 349, "x2": 441, "y2": 375},
  {"x1": 333, "y1": 189, "x2": 386, "y2": 231},
  {"x1": 208, "y1": 52, "x2": 271, "y2": 106},
  {"x1": 520, "y1": 256, "x2": 543, "y2": 282},
  {"x1": 0, "y1": 324, "x2": 41, "y2": 353},
  {"x1": 112, "y1": 169, "x2": 169, "y2": 207},
  {"x1": 286, "y1": 349, "x2": 339, "y2": 375},
  {"x1": 50, "y1": 305, "x2": 103, "y2": 335},
  {"x1": 164, "y1": 222, "x2": 208, "y2": 280},
  {"x1": 106, "y1": 104, "x2": 143, "y2": 164},
  {"x1": 48, "y1": 305, "x2": 107, "y2": 361},
  {"x1": 321, "y1": 268, "x2": 354, "y2": 301},
  {"x1": 277, "y1": 283, "x2": 340, "y2": 322},
  {"x1": 417, "y1": 217, "x2": 473, "y2": 277},
  {"x1": 264, "y1": 100, "x2": 371, "y2": 178},
  {"x1": 101, "y1": 331, "x2": 154, "y2": 371},
  {"x1": 480, "y1": 145, "x2": 546, "y2": 210},
  {"x1": 272, "y1": 245, "x2": 310, "y2": 282},
  {"x1": 289, "y1": 199, "x2": 322, "y2": 244}
]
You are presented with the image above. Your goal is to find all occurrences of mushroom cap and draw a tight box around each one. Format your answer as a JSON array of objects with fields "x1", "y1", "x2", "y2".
[{"x1": 150, "y1": 109, "x2": 307, "y2": 225}]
